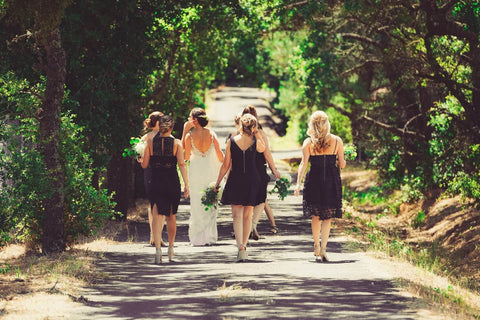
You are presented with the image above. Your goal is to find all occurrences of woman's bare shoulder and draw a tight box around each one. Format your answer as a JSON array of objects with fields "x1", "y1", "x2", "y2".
[
  {"x1": 330, "y1": 134, "x2": 343, "y2": 143},
  {"x1": 302, "y1": 137, "x2": 312, "y2": 146}
]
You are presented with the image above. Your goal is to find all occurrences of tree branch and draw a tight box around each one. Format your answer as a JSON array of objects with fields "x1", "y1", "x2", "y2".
[
  {"x1": 339, "y1": 33, "x2": 381, "y2": 47},
  {"x1": 340, "y1": 60, "x2": 383, "y2": 76},
  {"x1": 362, "y1": 112, "x2": 425, "y2": 140},
  {"x1": 439, "y1": 0, "x2": 461, "y2": 13},
  {"x1": 284, "y1": 0, "x2": 310, "y2": 9}
]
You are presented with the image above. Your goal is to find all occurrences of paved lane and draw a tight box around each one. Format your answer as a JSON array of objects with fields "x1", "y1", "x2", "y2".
[{"x1": 70, "y1": 87, "x2": 448, "y2": 320}]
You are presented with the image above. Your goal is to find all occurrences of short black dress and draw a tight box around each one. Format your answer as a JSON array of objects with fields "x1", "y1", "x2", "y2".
[
  {"x1": 221, "y1": 137, "x2": 261, "y2": 206},
  {"x1": 144, "y1": 134, "x2": 181, "y2": 216},
  {"x1": 255, "y1": 152, "x2": 270, "y2": 204},
  {"x1": 303, "y1": 139, "x2": 342, "y2": 220}
]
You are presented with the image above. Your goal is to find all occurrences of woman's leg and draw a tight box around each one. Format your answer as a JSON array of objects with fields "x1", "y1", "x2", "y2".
[
  {"x1": 231, "y1": 205, "x2": 244, "y2": 248},
  {"x1": 251, "y1": 202, "x2": 265, "y2": 239},
  {"x1": 152, "y1": 204, "x2": 166, "y2": 264},
  {"x1": 264, "y1": 200, "x2": 277, "y2": 232},
  {"x1": 320, "y1": 219, "x2": 332, "y2": 250},
  {"x1": 165, "y1": 208, "x2": 177, "y2": 261},
  {"x1": 311, "y1": 216, "x2": 321, "y2": 257},
  {"x1": 242, "y1": 206, "x2": 254, "y2": 247},
  {"x1": 165, "y1": 210, "x2": 177, "y2": 246},
  {"x1": 319, "y1": 218, "x2": 332, "y2": 261},
  {"x1": 152, "y1": 205, "x2": 166, "y2": 249},
  {"x1": 148, "y1": 206, "x2": 154, "y2": 245}
]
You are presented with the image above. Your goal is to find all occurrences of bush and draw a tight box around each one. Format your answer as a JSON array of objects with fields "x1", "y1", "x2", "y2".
[{"x1": 0, "y1": 74, "x2": 116, "y2": 249}]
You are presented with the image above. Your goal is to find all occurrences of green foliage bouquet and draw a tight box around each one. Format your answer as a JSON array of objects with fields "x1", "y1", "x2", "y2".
[
  {"x1": 201, "y1": 183, "x2": 222, "y2": 211},
  {"x1": 344, "y1": 143, "x2": 357, "y2": 161},
  {"x1": 122, "y1": 137, "x2": 146, "y2": 158},
  {"x1": 269, "y1": 176, "x2": 292, "y2": 200}
]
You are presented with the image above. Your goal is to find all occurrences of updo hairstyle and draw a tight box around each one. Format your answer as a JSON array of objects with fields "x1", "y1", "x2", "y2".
[
  {"x1": 307, "y1": 111, "x2": 331, "y2": 152},
  {"x1": 242, "y1": 105, "x2": 262, "y2": 129},
  {"x1": 240, "y1": 113, "x2": 257, "y2": 136},
  {"x1": 143, "y1": 111, "x2": 164, "y2": 130},
  {"x1": 190, "y1": 107, "x2": 209, "y2": 127},
  {"x1": 159, "y1": 115, "x2": 174, "y2": 134},
  {"x1": 234, "y1": 112, "x2": 241, "y2": 126}
]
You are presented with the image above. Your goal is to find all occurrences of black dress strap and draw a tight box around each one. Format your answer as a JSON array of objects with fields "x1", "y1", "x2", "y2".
[{"x1": 332, "y1": 137, "x2": 338, "y2": 155}]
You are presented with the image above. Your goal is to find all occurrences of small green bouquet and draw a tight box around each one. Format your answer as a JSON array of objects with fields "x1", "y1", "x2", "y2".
[
  {"x1": 344, "y1": 143, "x2": 357, "y2": 161},
  {"x1": 201, "y1": 183, "x2": 222, "y2": 211},
  {"x1": 122, "y1": 137, "x2": 146, "y2": 158},
  {"x1": 269, "y1": 175, "x2": 292, "y2": 200}
]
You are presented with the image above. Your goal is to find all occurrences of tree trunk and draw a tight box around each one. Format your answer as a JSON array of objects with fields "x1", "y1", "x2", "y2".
[{"x1": 39, "y1": 27, "x2": 66, "y2": 254}]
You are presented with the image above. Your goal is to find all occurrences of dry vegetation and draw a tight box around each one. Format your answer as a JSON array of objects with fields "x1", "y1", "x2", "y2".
[
  {"x1": 0, "y1": 212, "x2": 131, "y2": 319},
  {"x1": 341, "y1": 164, "x2": 480, "y2": 318}
]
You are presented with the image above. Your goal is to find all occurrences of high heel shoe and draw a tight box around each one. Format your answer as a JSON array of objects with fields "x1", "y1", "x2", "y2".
[
  {"x1": 155, "y1": 248, "x2": 162, "y2": 264},
  {"x1": 314, "y1": 243, "x2": 321, "y2": 260},
  {"x1": 250, "y1": 229, "x2": 259, "y2": 241},
  {"x1": 270, "y1": 225, "x2": 278, "y2": 234},
  {"x1": 320, "y1": 247, "x2": 329, "y2": 262},
  {"x1": 168, "y1": 246, "x2": 174, "y2": 262},
  {"x1": 237, "y1": 245, "x2": 248, "y2": 262}
]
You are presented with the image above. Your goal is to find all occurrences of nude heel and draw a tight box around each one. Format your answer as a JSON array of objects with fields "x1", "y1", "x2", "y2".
[
  {"x1": 155, "y1": 247, "x2": 162, "y2": 264},
  {"x1": 168, "y1": 246, "x2": 174, "y2": 262},
  {"x1": 314, "y1": 243, "x2": 321, "y2": 260},
  {"x1": 237, "y1": 245, "x2": 248, "y2": 262},
  {"x1": 320, "y1": 247, "x2": 329, "y2": 262}
]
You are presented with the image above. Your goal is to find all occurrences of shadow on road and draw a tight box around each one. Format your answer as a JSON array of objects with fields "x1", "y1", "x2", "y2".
[{"x1": 76, "y1": 87, "x2": 437, "y2": 319}]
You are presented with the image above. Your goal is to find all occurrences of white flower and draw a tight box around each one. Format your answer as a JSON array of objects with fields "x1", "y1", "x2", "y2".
[{"x1": 134, "y1": 140, "x2": 147, "y2": 157}]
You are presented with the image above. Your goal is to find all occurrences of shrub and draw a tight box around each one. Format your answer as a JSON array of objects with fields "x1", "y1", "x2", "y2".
[{"x1": 0, "y1": 74, "x2": 116, "y2": 249}]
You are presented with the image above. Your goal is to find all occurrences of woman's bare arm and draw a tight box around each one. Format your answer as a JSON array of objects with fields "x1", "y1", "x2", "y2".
[
  {"x1": 214, "y1": 140, "x2": 232, "y2": 190},
  {"x1": 294, "y1": 138, "x2": 311, "y2": 196}
]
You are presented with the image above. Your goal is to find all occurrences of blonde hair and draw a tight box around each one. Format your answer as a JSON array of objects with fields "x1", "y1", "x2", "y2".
[
  {"x1": 307, "y1": 111, "x2": 331, "y2": 152},
  {"x1": 159, "y1": 115, "x2": 174, "y2": 133},
  {"x1": 240, "y1": 113, "x2": 257, "y2": 136}
]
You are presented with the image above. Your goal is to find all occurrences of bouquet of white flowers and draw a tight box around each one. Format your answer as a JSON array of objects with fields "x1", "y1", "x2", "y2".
[
  {"x1": 269, "y1": 175, "x2": 292, "y2": 200},
  {"x1": 201, "y1": 182, "x2": 222, "y2": 211},
  {"x1": 122, "y1": 137, "x2": 146, "y2": 159}
]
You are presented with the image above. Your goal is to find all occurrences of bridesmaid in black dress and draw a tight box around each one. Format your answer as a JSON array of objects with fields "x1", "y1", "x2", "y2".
[
  {"x1": 140, "y1": 111, "x2": 167, "y2": 247},
  {"x1": 214, "y1": 114, "x2": 265, "y2": 261},
  {"x1": 241, "y1": 105, "x2": 281, "y2": 240},
  {"x1": 294, "y1": 111, "x2": 346, "y2": 262},
  {"x1": 141, "y1": 115, "x2": 189, "y2": 264}
]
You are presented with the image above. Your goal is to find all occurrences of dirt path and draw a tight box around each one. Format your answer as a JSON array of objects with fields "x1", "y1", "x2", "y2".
[{"x1": 67, "y1": 87, "x2": 454, "y2": 319}]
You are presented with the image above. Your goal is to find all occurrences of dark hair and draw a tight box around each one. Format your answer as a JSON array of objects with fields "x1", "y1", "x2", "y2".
[
  {"x1": 191, "y1": 107, "x2": 209, "y2": 127},
  {"x1": 242, "y1": 105, "x2": 262, "y2": 129},
  {"x1": 159, "y1": 115, "x2": 174, "y2": 133},
  {"x1": 143, "y1": 111, "x2": 164, "y2": 130}
]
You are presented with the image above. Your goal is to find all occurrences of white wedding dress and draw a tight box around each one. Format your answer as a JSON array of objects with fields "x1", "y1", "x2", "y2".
[{"x1": 188, "y1": 134, "x2": 222, "y2": 246}]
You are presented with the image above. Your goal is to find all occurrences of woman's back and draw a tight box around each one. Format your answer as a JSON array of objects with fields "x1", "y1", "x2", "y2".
[
  {"x1": 190, "y1": 128, "x2": 213, "y2": 154},
  {"x1": 150, "y1": 134, "x2": 177, "y2": 169}
]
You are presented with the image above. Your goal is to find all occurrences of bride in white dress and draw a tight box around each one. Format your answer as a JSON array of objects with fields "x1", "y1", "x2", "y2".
[{"x1": 183, "y1": 108, "x2": 224, "y2": 246}]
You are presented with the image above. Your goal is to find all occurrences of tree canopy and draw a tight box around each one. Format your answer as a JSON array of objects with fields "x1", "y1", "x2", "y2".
[{"x1": 1, "y1": 0, "x2": 479, "y2": 252}]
